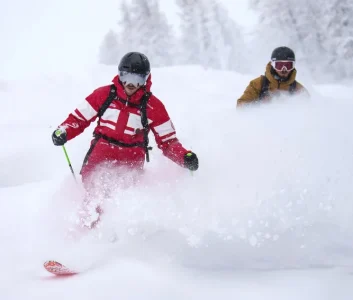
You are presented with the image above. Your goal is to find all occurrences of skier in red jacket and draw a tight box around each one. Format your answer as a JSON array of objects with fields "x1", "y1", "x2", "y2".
[{"x1": 52, "y1": 52, "x2": 198, "y2": 228}]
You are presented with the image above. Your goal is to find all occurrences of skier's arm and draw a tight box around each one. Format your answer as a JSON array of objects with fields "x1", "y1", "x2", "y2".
[
  {"x1": 237, "y1": 78, "x2": 261, "y2": 107},
  {"x1": 149, "y1": 101, "x2": 192, "y2": 167},
  {"x1": 58, "y1": 88, "x2": 106, "y2": 141}
]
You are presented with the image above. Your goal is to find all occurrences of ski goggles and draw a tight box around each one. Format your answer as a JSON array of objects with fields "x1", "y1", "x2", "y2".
[
  {"x1": 271, "y1": 60, "x2": 295, "y2": 72},
  {"x1": 119, "y1": 71, "x2": 149, "y2": 86}
]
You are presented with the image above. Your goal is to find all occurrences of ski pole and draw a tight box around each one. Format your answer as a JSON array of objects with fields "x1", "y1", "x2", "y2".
[{"x1": 61, "y1": 145, "x2": 77, "y2": 182}]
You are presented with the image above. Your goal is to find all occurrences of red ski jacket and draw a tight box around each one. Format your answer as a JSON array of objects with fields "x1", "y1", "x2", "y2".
[{"x1": 59, "y1": 74, "x2": 189, "y2": 168}]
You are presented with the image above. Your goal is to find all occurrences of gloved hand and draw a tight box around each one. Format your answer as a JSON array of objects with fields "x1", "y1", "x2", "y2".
[
  {"x1": 52, "y1": 127, "x2": 67, "y2": 146},
  {"x1": 184, "y1": 152, "x2": 199, "y2": 171}
]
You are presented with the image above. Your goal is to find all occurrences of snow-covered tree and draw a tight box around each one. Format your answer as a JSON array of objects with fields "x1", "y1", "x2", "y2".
[
  {"x1": 176, "y1": 0, "x2": 202, "y2": 65},
  {"x1": 250, "y1": 0, "x2": 353, "y2": 80},
  {"x1": 129, "y1": 0, "x2": 176, "y2": 67},
  {"x1": 176, "y1": 0, "x2": 246, "y2": 71},
  {"x1": 212, "y1": 2, "x2": 247, "y2": 72},
  {"x1": 248, "y1": 0, "x2": 309, "y2": 61},
  {"x1": 198, "y1": 0, "x2": 221, "y2": 69},
  {"x1": 99, "y1": 29, "x2": 119, "y2": 65},
  {"x1": 99, "y1": 0, "x2": 176, "y2": 68},
  {"x1": 118, "y1": 0, "x2": 135, "y2": 55},
  {"x1": 324, "y1": 0, "x2": 353, "y2": 78}
]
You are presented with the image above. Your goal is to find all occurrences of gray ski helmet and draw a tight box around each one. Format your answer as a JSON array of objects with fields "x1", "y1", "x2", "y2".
[
  {"x1": 271, "y1": 46, "x2": 295, "y2": 61},
  {"x1": 118, "y1": 52, "x2": 150, "y2": 75}
]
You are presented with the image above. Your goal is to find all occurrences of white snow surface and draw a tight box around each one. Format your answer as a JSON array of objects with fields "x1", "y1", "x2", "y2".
[{"x1": 1, "y1": 65, "x2": 353, "y2": 299}]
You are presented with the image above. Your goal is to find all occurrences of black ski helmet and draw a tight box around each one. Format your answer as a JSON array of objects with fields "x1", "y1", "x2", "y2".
[
  {"x1": 271, "y1": 46, "x2": 295, "y2": 61},
  {"x1": 118, "y1": 52, "x2": 150, "y2": 75}
]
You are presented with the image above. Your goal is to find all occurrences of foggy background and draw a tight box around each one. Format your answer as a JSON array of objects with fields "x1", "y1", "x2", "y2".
[{"x1": 1, "y1": 0, "x2": 352, "y2": 83}]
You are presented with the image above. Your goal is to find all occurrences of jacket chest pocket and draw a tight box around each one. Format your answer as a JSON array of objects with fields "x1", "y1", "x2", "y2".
[
  {"x1": 124, "y1": 112, "x2": 143, "y2": 135},
  {"x1": 100, "y1": 107, "x2": 121, "y2": 130}
]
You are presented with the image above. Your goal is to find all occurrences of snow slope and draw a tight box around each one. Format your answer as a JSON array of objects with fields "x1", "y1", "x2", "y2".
[{"x1": 1, "y1": 65, "x2": 353, "y2": 299}]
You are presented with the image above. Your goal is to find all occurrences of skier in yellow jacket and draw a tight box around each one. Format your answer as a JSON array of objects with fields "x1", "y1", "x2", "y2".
[{"x1": 237, "y1": 46, "x2": 308, "y2": 107}]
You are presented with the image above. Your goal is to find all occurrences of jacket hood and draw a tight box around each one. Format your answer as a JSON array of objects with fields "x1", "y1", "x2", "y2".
[
  {"x1": 112, "y1": 73, "x2": 152, "y2": 104},
  {"x1": 265, "y1": 62, "x2": 297, "y2": 86}
]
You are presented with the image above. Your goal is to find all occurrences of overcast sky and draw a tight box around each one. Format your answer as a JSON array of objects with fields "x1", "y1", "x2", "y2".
[{"x1": 0, "y1": 0, "x2": 257, "y2": 79}]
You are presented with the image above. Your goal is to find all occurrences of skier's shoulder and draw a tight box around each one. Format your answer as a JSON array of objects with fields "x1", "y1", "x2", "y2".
[
  {"x1": 86, "y1": 84, "x2": 113, "y2": 104},
  {"x1": 146, "y1": 93, "x2": 165, "y2": 110},
  {"x1": 145, "y1": 93, "x2": 170, "y2": 121},
  {"x1": 90, "y1": 84, "x2": 112, "y2": 97},
  {"x1": 247, "y1": 75, "x2": 264, "y2": 92}
]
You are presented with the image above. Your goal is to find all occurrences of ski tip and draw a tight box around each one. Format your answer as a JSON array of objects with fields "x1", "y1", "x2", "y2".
[
  {"x1": 44, "y1": 260, "x2": 62, "y2": 268},
  {"x1": 44, "y1": 260, "x2": 78, "y2": 276}
]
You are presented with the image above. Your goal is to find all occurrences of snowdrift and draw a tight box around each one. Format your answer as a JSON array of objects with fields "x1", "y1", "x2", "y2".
[{"x1": 1, "y1": 65, "x2": 353, "y2": 299}]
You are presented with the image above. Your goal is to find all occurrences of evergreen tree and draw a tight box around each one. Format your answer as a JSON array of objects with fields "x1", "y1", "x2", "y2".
[
  {"x1": 176, "y1": 0, "x2": 246, "y2": 71},
  {"x1": 118, "y1": 0, "x2": 134, "y2": 56},
  {"x1": 132, "y1": 0, "x2": 176, "y2": 67},
  {"x1": 99, "y1": 0, "x2": 175, "y2": 67},
  {"x1": 176, "y1": 0, "x2": 202, "y2": 65},
  {"x1": 325, "y1": 0, "x2": 353, "y2": 78},
  {"x1": 99, "y1": 29, "x2": 119, "y2": 65},
  {"x1": 198, "y1": 0, "x2": 220, "y2": 69},
  {"x1": 250, "y1": 0, "x2": 353, "y2": 80},
  {"x1": 213, "y1": 2, "x2": 247, "y2": 71}
]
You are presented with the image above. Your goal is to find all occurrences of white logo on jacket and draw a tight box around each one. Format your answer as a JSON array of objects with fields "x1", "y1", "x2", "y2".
[{"x1": 63, "y1": 123, "x2": 79, "y2": 129}]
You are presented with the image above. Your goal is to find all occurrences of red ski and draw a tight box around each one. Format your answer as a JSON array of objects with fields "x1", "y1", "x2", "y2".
[{"x1": 44, "y1": 260, "x2": 78, "y2": 276}]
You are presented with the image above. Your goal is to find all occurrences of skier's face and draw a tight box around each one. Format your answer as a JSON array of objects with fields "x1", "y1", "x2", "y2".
[
  {"x1": 276, "y1": 69, "x2": 290, "y2": 78},
  {"x1": 124, "y1": 83, "x2": 139, "y2": 96},
  {"x1": 119, "y1": 71, "x2": 148, "y2": 96}
]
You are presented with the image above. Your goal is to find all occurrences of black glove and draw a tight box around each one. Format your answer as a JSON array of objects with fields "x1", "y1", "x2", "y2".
[
  {"x1": 52, "y1": 128, "x2": 67, "y2": 146},
  {"x1": 184, "y1": 152, "x2": 199, "y2": 171}
]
